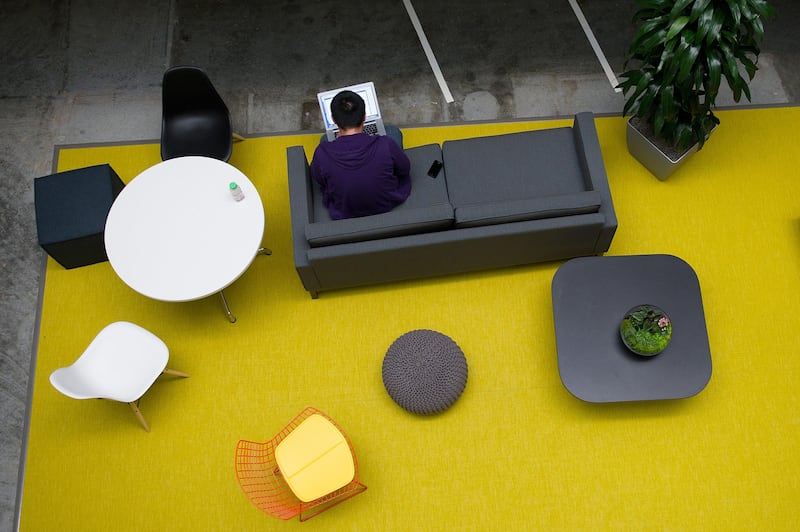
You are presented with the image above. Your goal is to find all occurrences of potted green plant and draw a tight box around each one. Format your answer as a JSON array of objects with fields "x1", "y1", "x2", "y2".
[{"x1": 618, "y1": 0, "x2": 776, "y2": 180}]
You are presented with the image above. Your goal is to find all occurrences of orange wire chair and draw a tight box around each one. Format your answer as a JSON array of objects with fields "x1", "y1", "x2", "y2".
[{"x1": 234, "y1": 407, "x2": 367, "y2": 521}]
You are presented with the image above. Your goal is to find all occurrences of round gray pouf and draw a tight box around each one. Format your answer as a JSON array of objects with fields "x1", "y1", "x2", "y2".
[{"x1": 382, "y1": 329, "x2": 468, "y2": 415}]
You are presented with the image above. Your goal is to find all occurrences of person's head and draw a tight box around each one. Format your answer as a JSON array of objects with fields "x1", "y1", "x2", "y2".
[{"x1": 331, "y1": 90, "x2": 366, "y2": 130}]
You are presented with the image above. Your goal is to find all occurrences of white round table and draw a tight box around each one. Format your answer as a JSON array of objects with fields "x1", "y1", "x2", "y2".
[{"x1": 105, "y1": 156, "x2": 265, "y2": 311}]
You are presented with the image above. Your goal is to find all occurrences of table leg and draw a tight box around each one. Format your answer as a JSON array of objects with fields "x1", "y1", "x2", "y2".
[{"x1": 220, "y1": 290, "x2": 237, "y2": 323}]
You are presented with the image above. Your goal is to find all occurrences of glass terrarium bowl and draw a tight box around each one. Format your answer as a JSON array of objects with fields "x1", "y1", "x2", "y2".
[{"x1": 619, "y1": 304, "x2": 672, "y2": 356}]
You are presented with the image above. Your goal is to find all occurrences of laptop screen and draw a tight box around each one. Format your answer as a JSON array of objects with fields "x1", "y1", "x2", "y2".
[{"x1": 318, "y1": 82, "x2": 381, "y2": 130}]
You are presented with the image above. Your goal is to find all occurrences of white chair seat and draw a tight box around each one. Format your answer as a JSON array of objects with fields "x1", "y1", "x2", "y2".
[
  {"x1": 50, "y1": 321, "x2": 168, "y2": 402},
  {"x1": 49, "y1": 321, "x2": 187, "y2": 431}
]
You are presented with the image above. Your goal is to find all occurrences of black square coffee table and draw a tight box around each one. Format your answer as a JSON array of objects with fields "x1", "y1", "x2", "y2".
[{"x1": 551, "y1": 254, "x2": 712, "y2": 402}]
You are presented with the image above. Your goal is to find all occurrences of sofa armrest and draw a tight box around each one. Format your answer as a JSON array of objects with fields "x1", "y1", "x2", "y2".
[
  {"x1": 286, "y1": 146, "x2": 322, "y2": 296},
  {"x1": 572, "y1": 112, "x2": 617, "y2": 252}
]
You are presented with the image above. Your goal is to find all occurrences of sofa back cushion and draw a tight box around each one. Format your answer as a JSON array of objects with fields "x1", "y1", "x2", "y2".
[
  {"x1": 454, "y1": 191, "x2": 602, "y2": 228},
  {"x1": 442, "y1": 127, "x2": 590, "y2": 208}
]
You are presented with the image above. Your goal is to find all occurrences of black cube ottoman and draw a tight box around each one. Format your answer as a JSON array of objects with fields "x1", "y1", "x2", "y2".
[{"x1": 34, "y1": 164, "x2": 125, "y2": 269}]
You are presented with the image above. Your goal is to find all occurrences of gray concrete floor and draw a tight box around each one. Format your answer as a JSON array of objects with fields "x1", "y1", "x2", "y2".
[{"x1": 1, "y1": 1, "x2": 797, "y2": 530}]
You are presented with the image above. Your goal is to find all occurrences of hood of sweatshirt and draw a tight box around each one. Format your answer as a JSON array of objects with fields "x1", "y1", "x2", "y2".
[{"x1": 320, "y1": 133, "x2": 381, "y2": 170}]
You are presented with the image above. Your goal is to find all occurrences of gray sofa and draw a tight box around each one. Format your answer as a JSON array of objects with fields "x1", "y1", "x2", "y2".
[{"x1": 287, "y1": 112, "x2": 616, "y2": 298}]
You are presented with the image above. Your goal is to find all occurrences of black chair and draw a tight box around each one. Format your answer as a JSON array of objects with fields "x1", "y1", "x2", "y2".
[{"x1": 160, "y1": 66, "x2": 239, "y2": 161}]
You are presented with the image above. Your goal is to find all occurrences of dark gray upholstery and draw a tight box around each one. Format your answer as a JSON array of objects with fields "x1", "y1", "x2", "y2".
[
  {"x1": 310, "y1": 143, "x2": 451, "y2": 224},
  {"x1": 306, "y1": 203, "x2": 453, "y2": 247},
  {"x1": 382, "y1": 330, "x2": 468, "y2": 415},
  {"x1": 443, "y1": 127, "x2": 587, "y2": 204},
  {"x1": 304, "y1": 144, "x2": 454, "y2": 246},
  {"x1": 287, "y1": 113, "x2": 617, "y2": 298},
  {"x1": 453, "y1": 191, "x2": 602, "y2": 228}
]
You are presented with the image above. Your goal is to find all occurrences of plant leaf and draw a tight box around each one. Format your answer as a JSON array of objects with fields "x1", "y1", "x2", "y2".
[
  {"x1": 675, "y1": 122, "x2": 693, "y2": 150},
  {"x1": 666, "y1": 16, "x2": 690, "y2": 42},
  {"x1": 660, "y1": 85, "x2": 676, "y2": 122},
  {"x1": 736, "y1": 51, "x2": 758, "y2": 80},
  {"x1": 719, "y1": 42, "x2": 744, "y2": 101},
  {"x1": 638, "y1": 83, "x2": 659, "y2": 119},
  {"x1": 689, "y1": 0, "x2": 713, "y2": 23},
  {"x1": 725, "y1": 0, "x2": 742, "y2": 26},
  {"x1": 657, "y1": 37, "x2": 679, "y2": 71},
  {"x1": 750, "y1": 14, "x2": 765, "y2": 40},
  {"x1": 669, "y1": 0, "x2": 694, "y2": 19},
  {"x1": 706, "y1": 49, "x2": 723, "y2": 99},
  {"x1": 704, "y1": 7, "x2": 725, "y2": 46},
  {"x1": 694, "y1": 4, "x2": 715, "y2": 43},
  {"x1": 676, "y1": 39, "x2": 700, "y2": 82},
  {"x1": 636, "y1": 27, "x2": 669, "y2": 54},
  {"x1": 750, "y1": 0, "x2": 777, "y2": 19}
]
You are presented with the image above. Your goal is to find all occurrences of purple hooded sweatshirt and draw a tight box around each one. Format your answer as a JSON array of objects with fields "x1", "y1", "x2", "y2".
[{"x1": 310, "y1": 133, "x2": 411, "y2": 220}]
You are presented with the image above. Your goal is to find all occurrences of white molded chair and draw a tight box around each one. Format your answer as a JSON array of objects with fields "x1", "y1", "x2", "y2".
[{"x1": 49, "y1": 321, "x2": 189, "y2": 432}]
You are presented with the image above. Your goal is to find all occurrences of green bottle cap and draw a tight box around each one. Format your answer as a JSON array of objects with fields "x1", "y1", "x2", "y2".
[{"x1": 230, "y1": 182, "x2": 238, "y2": 190}]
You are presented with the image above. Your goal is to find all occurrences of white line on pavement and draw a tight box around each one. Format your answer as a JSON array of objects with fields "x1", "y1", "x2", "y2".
[
  {"x1": 402, "y1": 0, "x2": 455, "y2": 103},
  {"x1": 568, "y1": 0, "x2": 622, "y2": 93}
]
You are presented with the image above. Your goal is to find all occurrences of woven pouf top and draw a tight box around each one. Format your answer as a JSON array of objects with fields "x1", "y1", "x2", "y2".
[{"x1": 382, "y1": 329, "x2": 468, "y2": 415}]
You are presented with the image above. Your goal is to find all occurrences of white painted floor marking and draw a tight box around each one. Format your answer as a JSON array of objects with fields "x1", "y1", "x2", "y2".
[
  {"x1": 402, "y1": 0, "x2": 455, "y2": 103},
  {"x1": 568, "y1": 0, "x2": 623, "y2": 93}
]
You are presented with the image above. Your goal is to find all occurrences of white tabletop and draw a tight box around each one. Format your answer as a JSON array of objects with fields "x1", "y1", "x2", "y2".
[{"x1": 105, "y1": 156, "x2": 265, "y2": 302}]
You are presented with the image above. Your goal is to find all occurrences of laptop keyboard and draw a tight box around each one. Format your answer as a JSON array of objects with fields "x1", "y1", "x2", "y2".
[{"x1": 364, "y1": 122, "x2": 379, "y2": 135}]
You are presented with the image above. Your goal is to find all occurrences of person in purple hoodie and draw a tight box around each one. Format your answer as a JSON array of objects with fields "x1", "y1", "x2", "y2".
[{"x1": 310, "y1": 90, "x2": 411, "y2": 220}]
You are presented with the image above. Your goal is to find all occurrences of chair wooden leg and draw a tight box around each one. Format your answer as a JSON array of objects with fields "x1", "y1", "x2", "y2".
[
  {"x1": 162, "y1": 368, "x2": 190, "y2": 378},
  {"x1": 232, "y1": 132, "x2": 246, "y2": 142},
  {"x1": 129, "y1": 402, "x2": 151, "y2": 432}
]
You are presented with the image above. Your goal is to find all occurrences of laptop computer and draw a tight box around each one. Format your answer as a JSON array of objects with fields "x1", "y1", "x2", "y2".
[{"x1": 317, "y1": 81, "x2": 387, "y2": 141}]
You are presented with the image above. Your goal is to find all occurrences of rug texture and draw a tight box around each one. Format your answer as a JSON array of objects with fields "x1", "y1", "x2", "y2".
[{"x1": 21, "y1": 109, "x2": 800, "y2": 530}]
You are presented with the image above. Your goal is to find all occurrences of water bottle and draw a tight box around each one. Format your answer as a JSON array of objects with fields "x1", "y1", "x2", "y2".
[{"x1": 230, "y1": 182, "x2": 245, "y2": 201}]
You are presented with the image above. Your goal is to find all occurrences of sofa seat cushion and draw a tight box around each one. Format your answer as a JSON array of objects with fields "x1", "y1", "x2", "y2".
[
  {"x1": 442, "y1": 127, "x2": 590, "y2": 208},
  {"x1": 454, "y1": 191, "x2": 602, "y2": 228},
  {"x1": 306, "y1": 203, "x2": 454, "y2": 247},
  {"x1": 307, "y1": 143, "x2": 454, "y2": 247}
]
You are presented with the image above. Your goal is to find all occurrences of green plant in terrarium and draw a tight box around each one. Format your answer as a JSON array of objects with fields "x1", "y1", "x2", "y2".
[{"x1": 620, "y1": 304, "x2": 673, "y2": 356}]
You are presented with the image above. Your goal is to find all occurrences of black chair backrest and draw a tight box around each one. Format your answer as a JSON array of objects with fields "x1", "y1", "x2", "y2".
[
  {"x1": 161, "y1": 66, "x2": 233, "y2": 161},
  {"x1": 162, "y1": 66, "x2": 228, "y2": 116}
]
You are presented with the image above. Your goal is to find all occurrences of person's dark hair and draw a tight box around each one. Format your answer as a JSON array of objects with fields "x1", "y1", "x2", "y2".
[{"x1": 331, "y1": 90, "x2": 366, "y2": 129}]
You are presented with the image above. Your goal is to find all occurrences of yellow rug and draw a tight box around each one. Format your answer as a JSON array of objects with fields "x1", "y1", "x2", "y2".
[{"x1": 22, "y1": 109, "x2": 800, "y2": 530}]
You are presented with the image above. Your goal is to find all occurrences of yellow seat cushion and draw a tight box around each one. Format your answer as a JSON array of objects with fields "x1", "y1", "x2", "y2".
[{"x1": 274, "y1": 414, "x2": 355, "y2": 502}]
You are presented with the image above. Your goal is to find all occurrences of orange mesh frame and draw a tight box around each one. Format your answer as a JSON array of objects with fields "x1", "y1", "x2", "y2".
[{"x1": 234, "y1": 407, "x2": 367, "y2": 521}]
